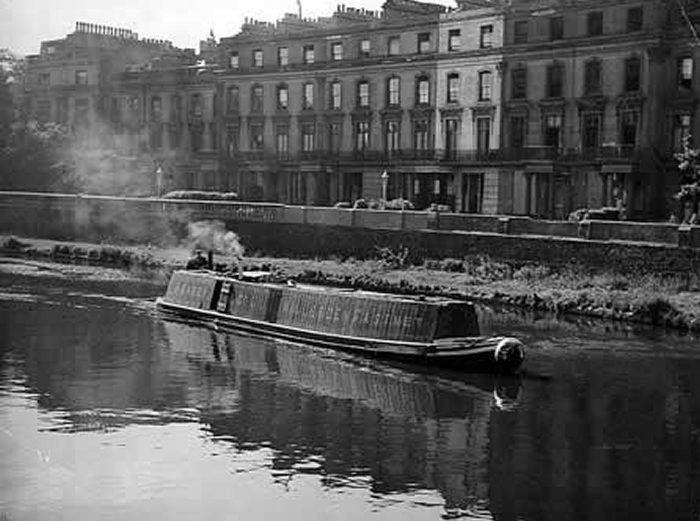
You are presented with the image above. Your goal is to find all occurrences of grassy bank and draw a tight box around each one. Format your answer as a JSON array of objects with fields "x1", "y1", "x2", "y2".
[{"x1": 2, "y1": 235, "x2": 699, "y2": 333}]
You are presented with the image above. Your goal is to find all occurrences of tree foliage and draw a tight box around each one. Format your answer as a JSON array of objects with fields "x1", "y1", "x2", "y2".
[
  {"x1": 0, "y1": 66, "x2": 78, "y2": 192},
  {"x1": 675, "y1": 136, "x2": 700, "y2": 222}
]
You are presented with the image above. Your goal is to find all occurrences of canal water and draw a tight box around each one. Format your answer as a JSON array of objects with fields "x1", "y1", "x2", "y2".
[{"x1": 1, "y1": 258, "x2": 700, "y2": 521}]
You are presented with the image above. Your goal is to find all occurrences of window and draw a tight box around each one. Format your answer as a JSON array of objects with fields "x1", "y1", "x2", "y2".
[
  {"x1": 416, "y1": 76, "x2": 430, "y2": 105},
  {"x1": 38, "y1": 73, "x2": 50, "y2": 86},
  {"x1": 624, "y1": 57, "x2": 641, "y2": 92},
  {"x1": 514, "y1": 20, "x2": 528, "y2": 44},
  {"x1": 511, "y1": 68, "x2": 527, "y2": 99},
  {"x1": 75, "y1": 98, "x2": 90, "y2": 127},
  {"x1": 229, "y1": 52, "x2": 239, "y2": 69},
  {"x1": 128, "y1": 96, "x2": 140, "y2": 121},
  {"x1": 388, "y1": 36, "x2": 400, "y2": 56},
  {"x1": 679, "y1": 57, "x2": 693, "y2": 89},
  {"x1": 75, "y1": 70, "x2": 88, "y2": 85},
  {"x1": 57, "y1": 98, "x2": 69, "y2": 125},
  {"x1": 387, "y1": 77, "x2": 400, "y2": 106},
  {"x1": 509, "y1": 115, "x2": 526, "y2": 149},
  {"x1": 544, "y1": 114, "x2": 562, "y2": 148},
  {"x1": 170, "y1": 94, "x2": 181, "y2": 121},
  {"x1": 330, "y1": 81, "x2": 342, "y2": 110},
  {"x1": 477, "y1": 117, "x2": 491, "y2": 153},
  {"x1": 226, "y1": 126, "x2": 240, "y2": 157},
  {"x1": 414, "y1": 119, "x2": 429, "y2": 151},
  {"x1": 301, "y1": 123, "x2": 315, "y2": 152},
  {"x1": 331, "y1": 42, "x2": 343, "y2": 61},
  {"x1": 587, "y1": 12, "x2": 603, "y2": 36},
  {"x1": 251, "y1": 85, "x2": 264, "y2": 112},
  {"x1": 478, "y1": 71, "x2": 492, "y2": 101},
  {"x1": 584, "y1": 60, "x2": 602, "y2": 96},
  {"x1": 444, "y1": 118, "x2": 458, "y2": 154},
  {"x1": 627, "y1": 6, "x2": 643, "y2": 32},
  {"x1": 190, "y1": 126, "x2": 203, "y2": 153},
  {"x1": 357, "y1": 80, "x2": 370, "y2": 108},
  {"x1": 448, "y1": 29, "x2": 461, "y2": 51},
  {"x1": 150, "y1": 96, "x2": 162, "y2": 121},
  {"x1": 464, "y1": 173, "x2": 484, "y2": 213},
  {"x1": 549, "y1": 16, "x2": 563, "y2": 41},
  {"x1": 37, "y1": 100, "x2": 51, "y2": 123},
  {"x1": 226, "y1": 86, "x2": 239, "y2": 113},
  {"x1": 619, "y1": 110, "x2": 638, "y2": 146},
  {"x1": 385, "y1": 121, "x2": 400, "y2": 153},
  {"x1": 190, "y1": 93, "x2": 203, "y2": 117},
  {"x1": 303, "y1": 83, "x2": 314, "y2": 110},
  {"x1": 278, "y1": 47, "x2": 289, "y2": 66},
  {"x1": 546, "y1": 63, "x2": 564, "y2": 98},
  {"x1": 169, "y1": 121, "x2": 182, "y2": 150},
  {"x1": 212, "y1": 93, "x2": 219, "y2": 118},
  {"x1": 253, "y1": 49, "x2": 263, "y2": 68},
  {"x1": 673, "y1": 114, "x2": 692, "y2": 150},
  {"x1": 328, "y1": 122, "x2": 341, "y2": 152},
  {"x1": 582, "y1": 113, "x2": 601, "y2": 149},
  {"x1": 303, "y1": 45, "x2": 315, "y2": 64},
  {"x1": 277, "y1": 84, "x2": 289, "y2": 110},
  {"x1": 355, "y1": 121, "x2": 370, "y2": 150},
  {"x1": 250, "y1": 123, "x2": 264, "y2": 150},
  {"x1": 276, "y1": 125, "x2": 289, "y2": 158},
  {"x1": 359, "y1": 38, "x2": 371, "y2": 57},
  {"x1": 480, "y1": 25, "x2": 493, "y2": 49},
  {"x1": 210, "y1": 125, "x2": 218, "y2": 151},
  {"x1": 418, "y1": 33, "x2": 430, "y2": 54},
  {"x1": 447, "y1": 73, "x2": 459, "y2": 103}
]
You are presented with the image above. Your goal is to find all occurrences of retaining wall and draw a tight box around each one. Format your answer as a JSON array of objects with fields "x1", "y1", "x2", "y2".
[{"x1": 2, "y1": 191, "x2": 700, "y2": 273}]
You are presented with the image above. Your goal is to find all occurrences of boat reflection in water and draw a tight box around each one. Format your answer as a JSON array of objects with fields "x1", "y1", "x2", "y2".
[{"x1": 163, "y1": 319, "x2": 521, "y2": 516}]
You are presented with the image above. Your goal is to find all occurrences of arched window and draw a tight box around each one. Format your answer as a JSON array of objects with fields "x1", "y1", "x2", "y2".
[
  {"x1": 387, "y1": 76, "x2": 400, "y2": 107},
  {"x1": 276, "y1": 83, "x2": 288, "y2": 110},
  {"x1": 416, "y1": 75, "x2": 430, "y2": 105},
  {"x1": 357, "y1": 80, "x2": 370, "y2": 108}
]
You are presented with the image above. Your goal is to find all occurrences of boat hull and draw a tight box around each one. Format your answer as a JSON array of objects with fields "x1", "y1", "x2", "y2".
[{"x1": 156, "y1": 271, "x2": 524, "y2": 374}]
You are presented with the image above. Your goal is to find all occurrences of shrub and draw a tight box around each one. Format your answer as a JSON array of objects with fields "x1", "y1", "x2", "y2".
[
  {"x1": 161, "y1": 190, "x2": 239, "y2": 201},
  {"x1": 385, "y1": 198, "x2": 414, "y2": 211}
]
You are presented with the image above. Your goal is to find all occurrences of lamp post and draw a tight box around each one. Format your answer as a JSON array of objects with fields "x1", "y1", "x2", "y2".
[
  {"x1": 155, "y1": 166, "x2": 163, "y2": 198},
  {"x1": 381, "y1": 170, "x2": 389, "y2": 210}
]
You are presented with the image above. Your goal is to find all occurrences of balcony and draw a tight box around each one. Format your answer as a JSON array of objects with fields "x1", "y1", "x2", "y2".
[{"x1": 218, "y1": 146, "x2": 644, "y2": 165}]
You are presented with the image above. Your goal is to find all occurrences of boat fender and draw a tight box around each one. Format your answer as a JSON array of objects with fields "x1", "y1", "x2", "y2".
[{"x1": 494, "y1": 337, "x2": 525, "y2": 370}]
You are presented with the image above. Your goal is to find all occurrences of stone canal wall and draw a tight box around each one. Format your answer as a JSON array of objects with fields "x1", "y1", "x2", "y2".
[{"x1": 2, "y1": 191, "x2": 700, "y2": 273}]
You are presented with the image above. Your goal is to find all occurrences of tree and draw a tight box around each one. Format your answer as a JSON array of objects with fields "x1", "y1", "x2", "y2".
[{"x1": 675, "y1": 136, "x2": 700, "y2": 223}]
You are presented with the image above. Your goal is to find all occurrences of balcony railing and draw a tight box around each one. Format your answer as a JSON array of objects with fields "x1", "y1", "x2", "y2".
[{"x1": 219, "y1": 146, "x2": 645, "y2": 164}]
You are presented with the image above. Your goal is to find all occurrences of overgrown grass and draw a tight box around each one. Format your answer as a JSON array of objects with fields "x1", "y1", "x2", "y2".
[{"x1": 2, "y1": 236, "x2": 700, "y2": 331}]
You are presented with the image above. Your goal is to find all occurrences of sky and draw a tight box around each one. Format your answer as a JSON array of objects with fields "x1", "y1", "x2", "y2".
[{"x1": 0, "y1": 0, "x2": 454, "y2": 56}]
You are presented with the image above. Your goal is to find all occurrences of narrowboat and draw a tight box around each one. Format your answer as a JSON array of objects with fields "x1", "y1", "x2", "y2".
[{"x1": 156, "y1": 269, "x2": 525, "y2": 373}]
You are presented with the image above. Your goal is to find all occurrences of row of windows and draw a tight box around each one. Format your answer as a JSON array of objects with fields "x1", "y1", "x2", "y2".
[
  {"x1": 511, "y1": 57, "x2": 642, "y2": 100},
  {"x1": 142, "y1": 105, "x2": 694, "y2": 157},
  {"x1": 510, "y1": 56, "x2": 695, "y2": 100},
  {"x1": 512, "y1": 5, "x2": 644, "y2": 44},
  {"x1": 223, "y1": 73, "x2": 491, "y2": 115},
  {"x1": 220, "y1": 119, "x2": 436, "y2": 155},
  {"x1": 228, "y1": 25, "x2": 494, "y2": 69},
  {"x1": 110, "y1": 55, "x2": 697, "y2": 123},
  {"x1": 506, "y1": 111, "x2": 692, "y2": 151},
  {"x1": 36, "y1": 70, "x2": 89, "y2": 86},
  {"x1": 224, "y1": 76, "x2": 435, "y2": 114}
]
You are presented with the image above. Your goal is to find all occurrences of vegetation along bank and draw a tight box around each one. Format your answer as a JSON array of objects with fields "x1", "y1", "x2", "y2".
[{"x1": 2, "y1": 234, "x2": 699, "y2": 335}]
